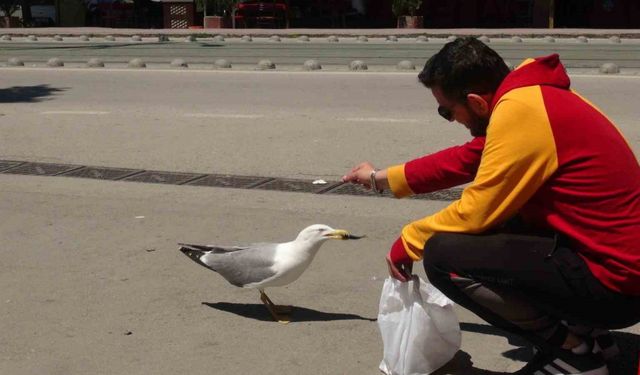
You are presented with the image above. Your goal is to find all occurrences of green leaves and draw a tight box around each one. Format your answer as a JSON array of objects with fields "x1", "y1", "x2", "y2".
[{"x1": 391, "y1": 0, "x2": 422, "y2": 16}]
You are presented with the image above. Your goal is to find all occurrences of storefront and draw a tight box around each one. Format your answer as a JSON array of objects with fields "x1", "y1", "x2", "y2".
[{"x1": 6, "y1": 0, "x2": 638, "y2": 29}]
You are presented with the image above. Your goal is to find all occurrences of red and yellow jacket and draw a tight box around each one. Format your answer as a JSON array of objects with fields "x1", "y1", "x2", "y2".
[{"x1": 387, "y1": 54, "x2": 640, "y2": 296}]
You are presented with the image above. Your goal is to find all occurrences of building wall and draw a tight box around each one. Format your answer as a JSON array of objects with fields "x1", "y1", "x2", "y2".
[
  {"x1": 363, "y1": 0, "x2": 637, "y2": 28},
  {"x1": 58, "y1": 0, "x2": 86, "y2": 26}
]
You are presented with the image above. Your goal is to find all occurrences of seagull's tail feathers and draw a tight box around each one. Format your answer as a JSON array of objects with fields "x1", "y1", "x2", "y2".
[
  {"x1": 178, "y1": 243, "x2": 215, "y2": 252},
  {"x1": 179, "y1": 244, "x2": 217, "y2": 270}
]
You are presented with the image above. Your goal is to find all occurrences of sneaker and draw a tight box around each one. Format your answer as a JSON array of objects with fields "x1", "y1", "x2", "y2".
[
  {"x1": 591, "y1": 330, "x2": 620, "y2": 361},
  {"x1": 516, "y1": 347, "x2": 608, "y2": 375},
  {"x1": 564, "y1": 323, "x2": 620, "y2": 361}
]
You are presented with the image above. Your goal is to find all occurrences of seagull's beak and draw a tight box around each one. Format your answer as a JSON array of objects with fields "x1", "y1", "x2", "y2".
[{"x1": 325, "y1": 229, "x2": 365, "y2": 240}]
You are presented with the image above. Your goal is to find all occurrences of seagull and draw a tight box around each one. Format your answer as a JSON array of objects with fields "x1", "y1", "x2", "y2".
[{"x1": 179, "y1": 224, "x2": 364, "y2": 323}]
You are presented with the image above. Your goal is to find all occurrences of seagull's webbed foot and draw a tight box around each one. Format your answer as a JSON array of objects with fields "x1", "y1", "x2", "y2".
[{"x1": 259, "y1": 289, "x2": 291, "y2": 324}]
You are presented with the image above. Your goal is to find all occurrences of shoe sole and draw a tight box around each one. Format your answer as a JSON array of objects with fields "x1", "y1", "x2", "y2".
[{"x1": 533, "y1": 359, "x2": 608, "y2": 375}]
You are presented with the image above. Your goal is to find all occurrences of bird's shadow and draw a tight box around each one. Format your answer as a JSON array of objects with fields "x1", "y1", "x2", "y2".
[{"x1": 202, "y1": 302, "x2": 376, "y2": 323}]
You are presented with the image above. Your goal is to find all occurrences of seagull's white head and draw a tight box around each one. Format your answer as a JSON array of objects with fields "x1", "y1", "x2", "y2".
[{"x1": 295, "y1": 224, "x2": 364, "y2": 243}]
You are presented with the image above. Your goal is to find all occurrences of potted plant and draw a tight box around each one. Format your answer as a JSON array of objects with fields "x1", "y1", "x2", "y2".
[
  {"x1": 392, "y1": 0, "x2": 423, "y2": 28},
  {"x1": 0, "y1": 0, "x2": 21, "y2": 27}
]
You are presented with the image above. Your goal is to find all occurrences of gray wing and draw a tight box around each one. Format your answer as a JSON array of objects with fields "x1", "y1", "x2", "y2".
[
  {"x1": 205, "y1": 242, "x2": 275, "y2": 254},
  {"x1": 178, "y1": 242, "x2": 275, "y2": 254},
  {"x1": 200, "y1": 243, "x2": 280, "y2": 287}
]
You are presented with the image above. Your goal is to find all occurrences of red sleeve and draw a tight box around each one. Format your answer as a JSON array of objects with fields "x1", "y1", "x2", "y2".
[
  {"x1": 389, "y1": 237, "x2": 413, "y2": 264},
  {"x1": 404, "y1": 137, "x2": 485, "y2": 194}
]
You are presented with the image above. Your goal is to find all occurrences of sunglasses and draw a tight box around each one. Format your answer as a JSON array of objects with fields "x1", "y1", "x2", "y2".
[{"x1": 437, "y1": 105, "x2": 454, "y2": 121}]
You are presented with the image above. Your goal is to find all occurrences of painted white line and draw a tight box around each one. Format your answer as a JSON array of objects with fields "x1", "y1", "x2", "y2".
[
  {"x1": 42, "y1": 111, "x2": 110, "y2": 115},
  {"x1": 341, "y1": 117, "x2": 420, "y2": 123},
  {"x1": 185, "y1": 113, "x2": 265, "y2": 119}
]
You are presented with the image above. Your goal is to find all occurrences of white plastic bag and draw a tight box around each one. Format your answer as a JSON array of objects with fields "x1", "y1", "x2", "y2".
[{"x1": 378, "y1": 276, "x2": 461, "y2": 375}]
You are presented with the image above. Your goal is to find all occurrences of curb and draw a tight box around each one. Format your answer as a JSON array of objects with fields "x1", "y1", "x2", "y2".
[{"x1": 2, "y1": 28, "x2": 640, "y2": 39}]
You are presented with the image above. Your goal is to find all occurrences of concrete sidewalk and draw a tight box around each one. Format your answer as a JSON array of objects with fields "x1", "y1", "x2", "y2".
[{"x1": 2, "y1": 26, "x2": 640, "y2": 38}]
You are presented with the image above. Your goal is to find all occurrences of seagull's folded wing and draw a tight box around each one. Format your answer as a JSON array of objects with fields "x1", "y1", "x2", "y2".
[
  {"x1": 178, "y1": 243, "x2": 259, "y2": 254},
  {"x1": 202, "y1": 243, "x2": 281, "y2": 287}
]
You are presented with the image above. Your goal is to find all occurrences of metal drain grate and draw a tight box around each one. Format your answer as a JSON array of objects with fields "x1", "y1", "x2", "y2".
[
  {"x1": 0, "y1": 161, "x2": 25, "y2": 172},
  {"x1": 254, "y1": 178, "x2": 342, "y2": 194},
  {"x1": 324, "y1": 182, "x2": 395, "y2": 198},
  {"x1": 1, "y1": 162, "x2": 83, "y2": 176},
  {"x1": 58, "y1": 166, "x2": 144, "y2": 181},
  {"x1": 123, "y1": 171, "x2": 207, "y2": 185},
  {"x1": 0, "y1": 159, "x2": 461, "y2": 202},
  {"x1": 186, "y1": 174, "x2": 273, "y2": 189}
]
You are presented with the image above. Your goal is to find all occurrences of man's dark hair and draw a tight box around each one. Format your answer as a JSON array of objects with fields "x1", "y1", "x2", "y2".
[{"x1": 418, "y1": 37, "x2": 511, "y2": 102}]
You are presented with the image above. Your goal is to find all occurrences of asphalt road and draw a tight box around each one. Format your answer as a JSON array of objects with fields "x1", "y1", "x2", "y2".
[
  {"x1": 0, "y1": 68, "x2": 638, "y2": 375},
  {"x1": 1, "y1": 68, "x2": 638, "y2": 178},
  {"x1": 2, "y1": 36, "x2": 640, "y2": 68}
]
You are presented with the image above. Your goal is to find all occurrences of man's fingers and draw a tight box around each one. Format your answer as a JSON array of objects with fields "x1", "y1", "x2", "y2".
[
  {"x1": 386, "y1": 257, "x2": 410, "y2": 282},
  {"x1": 402, "y1": 262, "x2": 413, "y2": 275},
  {"x1": 343, "y1": 162, "x2": 376, "y2": 185}
]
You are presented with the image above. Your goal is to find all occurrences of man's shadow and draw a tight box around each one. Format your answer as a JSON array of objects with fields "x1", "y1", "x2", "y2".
[
  {"x1": 202, "y1": 302, "x2": 376, "y2": 323},
  {"x1": 200, "y1": 304, "x2": 638, "y2": 374},
  {"x1": 437, "y1": 322, "x2": 639, "y2": 375}
]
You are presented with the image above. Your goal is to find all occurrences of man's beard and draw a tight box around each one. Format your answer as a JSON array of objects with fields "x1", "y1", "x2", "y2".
[{"x1": 468, "y1": 112, "x2": 489, "y2": 137}]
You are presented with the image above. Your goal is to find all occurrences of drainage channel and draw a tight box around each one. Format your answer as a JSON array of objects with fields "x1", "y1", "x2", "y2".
[{"x1": 0, "y1": 160, "x2": 462, "y2": 201}]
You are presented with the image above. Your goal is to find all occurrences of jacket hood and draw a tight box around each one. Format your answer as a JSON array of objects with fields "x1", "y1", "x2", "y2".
[{"x1": 490, "y1": 54, "x2": 570, "y2": 111}]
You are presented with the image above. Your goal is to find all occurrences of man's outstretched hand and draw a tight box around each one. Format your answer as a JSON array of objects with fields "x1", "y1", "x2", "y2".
[{"x1": 342, "y1": 162, "x2": 376, "y2": 189}]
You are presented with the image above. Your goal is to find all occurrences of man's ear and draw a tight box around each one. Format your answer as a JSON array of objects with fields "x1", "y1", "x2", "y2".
[{"x1": 466, "y1": 93, "x2": 490, "y2": 117}]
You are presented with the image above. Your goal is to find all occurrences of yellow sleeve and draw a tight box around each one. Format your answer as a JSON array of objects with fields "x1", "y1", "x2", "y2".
[
  {"x1": 399, "y1": 86, "x2": 559, "y2": 260},
  {"x1": 387, "y1": 164, "x2": 413, "y2": 198}
]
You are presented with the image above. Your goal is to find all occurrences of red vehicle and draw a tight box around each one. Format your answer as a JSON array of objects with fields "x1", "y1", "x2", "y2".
[{"x1": 232, "y1": 0, "x2": 288, "y2": 28}]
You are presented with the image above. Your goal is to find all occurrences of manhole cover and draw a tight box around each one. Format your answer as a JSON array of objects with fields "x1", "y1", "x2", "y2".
[
  {"x1": 2, "y1": 162, "x2": 82, "y2": 176},
  {"x1": 187, "y1": 174, "x2": 273, "y2": 189},
  {"x1": 123, "y1": 171, "x2": 206, "y2": 185},
  {"x1": 254, "y1": 178, "x2": 341, "y2": 194},
  {"x1": 411, "y1": 188, "x2": 463, "y2": 201},
  {"x1": 0, "y1": 161, "x2": 25, "y2": 172},
  {"x1": 324, "y1": 183, "x2": 394, "y2": 198},
  {"x1": 59, "y1": 166, "x2": 144, "y2": 180}
]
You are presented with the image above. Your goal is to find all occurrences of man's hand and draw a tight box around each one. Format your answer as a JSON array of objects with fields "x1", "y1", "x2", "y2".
[
  {"x1": 342, "y1": 162, "x2": 389, "y2": 191},
  {"x1": 386, "y1": 252, "x2": 413, "y2": 282},
  {"x1": 342, "y1": 162, "x2": 376, "y2": 189}
]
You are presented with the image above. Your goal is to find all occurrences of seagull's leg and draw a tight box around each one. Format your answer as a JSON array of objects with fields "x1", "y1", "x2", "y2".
[
  {"x1": 259, "y1": 289, "x2": 290, "y2": 324},
  {"x1": 258, "y1": 290, "x2": 293, "y2": 314},
  {"x1": 261, "y1": 291, "x2": 293, "y2": 314}
]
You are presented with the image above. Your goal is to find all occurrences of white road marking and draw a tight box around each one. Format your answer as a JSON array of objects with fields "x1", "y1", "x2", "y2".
[
  {"x1": 42, "y1": 111, "x2": 110, "y2": 115},
  {"x1": 340, "y1": 117, "x2": 420, "y2": 123},
  {"x1": 185, "y1": 113, "x2": 265, "y2": 119}
]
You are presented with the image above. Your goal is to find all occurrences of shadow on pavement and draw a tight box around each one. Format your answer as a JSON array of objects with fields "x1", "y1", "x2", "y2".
[
  {"x1": 202, "y1": 302, "x2": 376, "y2": 323},
  {"x1": 460, "y1": 322, "x2": 640, "y2": 375},
  {"x1": 1, "y1": 42, "x2": 224, "y2": 51},
  {"x1": 461, "y1": 322, "x2": 529, "y2": 347},
  {"x1": 609, "y1": 331, "x2": 639, "y2": 375},
  {"x1": 432, "y1": 351, "x2": 511, "y2": 375},
  {"x1": 0, "y1": 84, "x2": 66, "y2": 103},
  {"x1": 2, "y1": 42, "x2": 163, "y2": 51}
]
